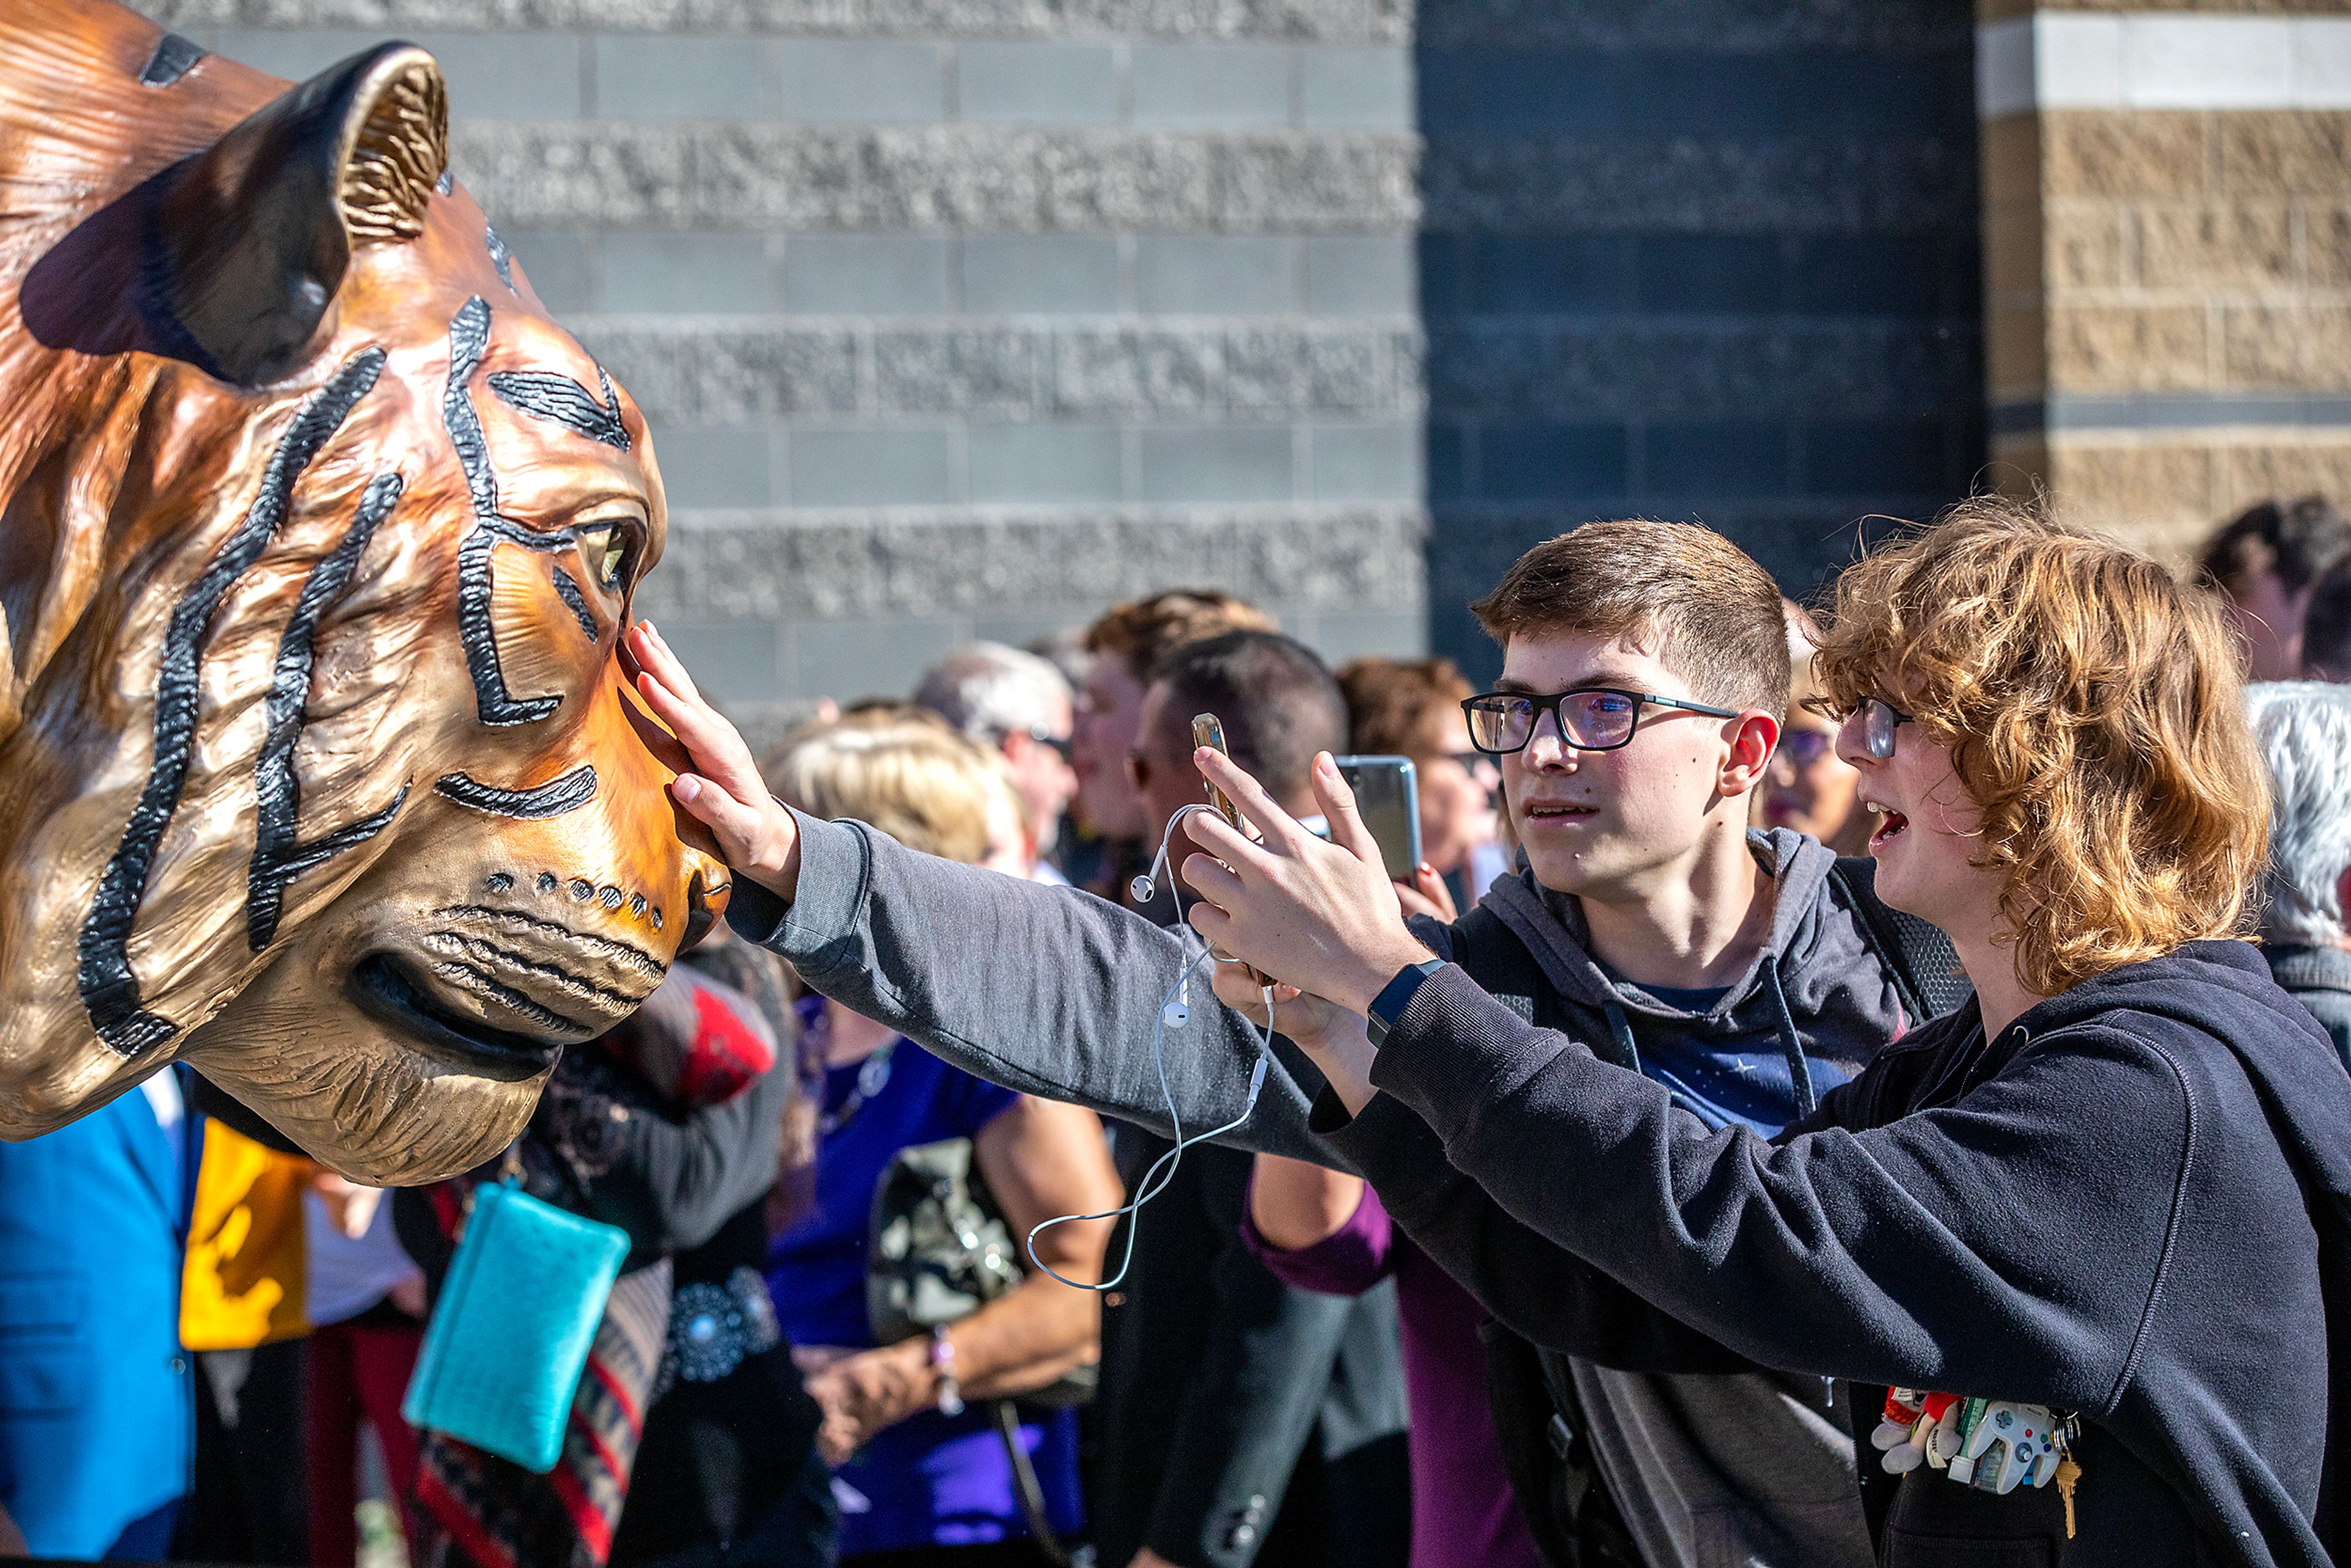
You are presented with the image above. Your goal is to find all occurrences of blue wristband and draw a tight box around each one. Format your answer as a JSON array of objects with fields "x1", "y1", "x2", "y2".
[{"x1": 1366, "y1": 958, "x2": 1445, "y2": 1046}]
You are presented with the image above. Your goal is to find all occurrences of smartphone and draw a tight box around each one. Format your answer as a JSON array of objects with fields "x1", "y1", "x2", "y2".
[
  {"x1": 1193, "y1": 714, "x2": 1242, "y2": 830},
  {"x1": 1335, "y1": 755, "x2": 1422, "y2": 876}
]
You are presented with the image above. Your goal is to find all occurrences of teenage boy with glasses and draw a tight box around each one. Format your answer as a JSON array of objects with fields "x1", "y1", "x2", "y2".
[{"x1": 626, "y1": 521, "x2": 1962, "y2": 1568}]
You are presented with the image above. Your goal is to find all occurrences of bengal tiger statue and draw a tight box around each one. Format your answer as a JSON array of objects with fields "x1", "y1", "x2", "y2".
[{"x1": 0, "y1": 0, "x2": 733, "y2": 1182}]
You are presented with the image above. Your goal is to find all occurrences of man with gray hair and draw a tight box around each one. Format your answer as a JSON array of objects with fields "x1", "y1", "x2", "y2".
[
  {"x1": 2247, "y1": 680, "x2": 2351, "y2": 1068},
  {"x1": 913, "y1": 642, "x2": 1078, "y2": 873}
]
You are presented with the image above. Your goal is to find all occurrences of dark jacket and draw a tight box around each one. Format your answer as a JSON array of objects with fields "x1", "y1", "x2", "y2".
[
  {"x1": 1333, "y1": 940, "x2": 2351, "y2": 1568},
  {"x1": 1090, "y1": 1135, "x2": 1409, "y2": 1568},
  {"x1": 2266, "y1": 943, "x2": 2351, "y2": 1073}
]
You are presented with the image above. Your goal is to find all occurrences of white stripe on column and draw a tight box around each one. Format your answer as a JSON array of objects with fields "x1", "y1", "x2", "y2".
[{"x1": 1978, "y1": 12, "x2": 2351, "y2": 116}]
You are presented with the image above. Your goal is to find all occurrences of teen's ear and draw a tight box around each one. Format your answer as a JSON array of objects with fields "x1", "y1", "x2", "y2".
[{"x1": 1720, "y1": 711, "x2": 1780, "y2": 799}]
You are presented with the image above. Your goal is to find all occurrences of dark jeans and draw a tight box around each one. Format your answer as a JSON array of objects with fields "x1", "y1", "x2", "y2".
[{"x1": 172, "y1": 1340, "x2": 308, "y2": 1566}]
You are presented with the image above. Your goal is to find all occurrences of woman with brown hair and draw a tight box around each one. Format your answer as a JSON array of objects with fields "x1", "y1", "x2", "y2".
[{"x1": 1158, "y1": 499, "x2": 2351, "y2": 1566}]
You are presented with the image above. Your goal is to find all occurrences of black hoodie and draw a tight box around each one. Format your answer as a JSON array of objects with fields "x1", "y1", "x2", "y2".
[{"x1": 1327, "y1": 940, "x2": 2351, "y2": 1567}]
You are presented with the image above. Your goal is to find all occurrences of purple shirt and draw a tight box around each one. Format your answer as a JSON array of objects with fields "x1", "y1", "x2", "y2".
[
  {"x1": 767, "y1": 1024, "x2": 1082, "y2": 1555},
  {"x1": 1243, "y1": 1180, "x2": 1545, "y2": 1568}
]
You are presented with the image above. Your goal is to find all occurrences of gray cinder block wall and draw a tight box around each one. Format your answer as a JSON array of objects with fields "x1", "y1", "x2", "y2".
[
  {"x1": 133, "y1": 0, "x2": 1988, "y2": 711},
  {"x1": 138, "y1": 0, "x2": 1430, "y2": 737}
]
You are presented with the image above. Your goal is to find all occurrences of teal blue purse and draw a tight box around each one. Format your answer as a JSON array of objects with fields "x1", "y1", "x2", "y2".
[{"x1": 400, "y1": 1180, "x2": 630, "y2": 1474}]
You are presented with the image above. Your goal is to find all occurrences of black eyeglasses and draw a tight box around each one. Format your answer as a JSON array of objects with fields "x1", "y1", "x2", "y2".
[
  {"x1": 1460, "y1": 688, "x2": 1743, "y2": 757},
  {"x1": 1026, "y1": 725, "x2": 1073, "y2": 762},
  {"x1": 1859, "y1": 697, "x2": 1911, "y2": 760}
]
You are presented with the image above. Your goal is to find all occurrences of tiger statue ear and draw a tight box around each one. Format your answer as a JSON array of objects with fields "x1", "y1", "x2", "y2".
[{"x1": 154, "y1": 43, "x2": 447, "y2": 386}]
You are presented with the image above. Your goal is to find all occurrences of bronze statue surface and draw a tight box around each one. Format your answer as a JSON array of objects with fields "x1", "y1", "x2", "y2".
[{"x1": 0, "y1": 0, "x2": 729, "y2": 1182}]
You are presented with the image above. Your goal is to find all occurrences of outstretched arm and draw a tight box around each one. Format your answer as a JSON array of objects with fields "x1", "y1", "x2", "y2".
[
  {"x1": 1179, "y1": 746, "x2": 2190, "y2": 1408},
  {"x1": 623, "y1": 620, "x2": 1335, "y2": 1164}
]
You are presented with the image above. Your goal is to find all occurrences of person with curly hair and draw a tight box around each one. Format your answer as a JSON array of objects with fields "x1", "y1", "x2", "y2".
[{"x1": 1164, "y1": 500, "x2": 2351, "y2": 1566}]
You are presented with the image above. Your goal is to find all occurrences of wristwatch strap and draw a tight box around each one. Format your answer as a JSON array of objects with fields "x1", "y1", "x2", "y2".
[{"x1": 1366, "y1": 958, "x2": 1445, "y2": 1046}]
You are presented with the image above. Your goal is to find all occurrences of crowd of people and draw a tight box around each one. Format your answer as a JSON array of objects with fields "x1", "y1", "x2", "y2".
[{"x1": 6, "y1": 492, "x2": 2351, "y2": 1568}]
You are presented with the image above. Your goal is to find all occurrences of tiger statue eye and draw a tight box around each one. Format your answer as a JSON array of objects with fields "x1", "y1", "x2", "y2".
[{"x1": 0, "y1": 1, "x2": 730, "y2": 1184}]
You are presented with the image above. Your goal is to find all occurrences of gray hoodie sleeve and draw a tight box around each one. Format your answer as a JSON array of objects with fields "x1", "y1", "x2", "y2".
[{"x1": 726, "y1": 809, "x2": 1338, "y2": 1164}]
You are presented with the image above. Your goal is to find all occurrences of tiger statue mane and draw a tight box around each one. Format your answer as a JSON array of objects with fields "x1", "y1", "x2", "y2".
[{"x1": 0, "y1": 0, "x2": 731, "y2": 1182}]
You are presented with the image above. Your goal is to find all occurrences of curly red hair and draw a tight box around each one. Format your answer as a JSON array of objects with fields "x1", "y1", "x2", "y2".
[{"x1": 1811, "y1": 498, "x2": 2268, "y2": 996}]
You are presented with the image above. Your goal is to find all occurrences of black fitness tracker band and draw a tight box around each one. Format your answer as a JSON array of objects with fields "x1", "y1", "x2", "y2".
[{"x1": 1366, "y1": 958, "x2": 1446, "y2": 1046}]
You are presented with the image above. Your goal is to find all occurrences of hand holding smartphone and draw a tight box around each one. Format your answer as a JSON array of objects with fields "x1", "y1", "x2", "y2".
[
  {"x1": 1193, "y1": 714, "x2": 1243, "y2": 830},
  {"x1": 1190, "y1": 713, "x2": 1259, "y2": 975}
]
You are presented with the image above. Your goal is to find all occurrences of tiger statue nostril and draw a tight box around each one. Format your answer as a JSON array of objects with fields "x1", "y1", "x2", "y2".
[{"x1": 0, "y1": 0, "x2": 719, "y2": 1185}]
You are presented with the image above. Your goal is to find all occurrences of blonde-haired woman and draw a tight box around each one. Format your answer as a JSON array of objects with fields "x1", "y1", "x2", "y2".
[
  {"x1": 764, "y1": 708, "x2": 1032, "y2": 877},
  {"x1": 761, "y1": 714, "x2": 1120, "y2": 1567}
]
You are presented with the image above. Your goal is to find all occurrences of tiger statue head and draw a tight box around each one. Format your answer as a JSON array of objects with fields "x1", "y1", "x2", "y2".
[{"x1": 0, "y1": 0, "x2": 733, "y2": 1182}]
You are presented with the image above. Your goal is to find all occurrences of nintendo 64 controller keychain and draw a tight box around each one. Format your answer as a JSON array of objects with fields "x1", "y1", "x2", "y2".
[{"x1": 1871, "y1": 1388, "x2": 2085, "y2": 1537}]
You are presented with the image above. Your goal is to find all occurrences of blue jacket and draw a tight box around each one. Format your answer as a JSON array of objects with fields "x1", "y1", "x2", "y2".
[{"x1": 0, "y1": 1080, "x2": 197, "y2": 1556}]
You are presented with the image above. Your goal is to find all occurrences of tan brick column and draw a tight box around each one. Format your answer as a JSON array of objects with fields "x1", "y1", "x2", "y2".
[{"x1": 1979, "y1": 1, "x2": 2351, "y2": 558}]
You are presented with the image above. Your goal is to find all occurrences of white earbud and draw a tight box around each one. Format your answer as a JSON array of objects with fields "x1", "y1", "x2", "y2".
[
  {"x1": 1161, "y1": 974, "x2": 1190, "y2": 1029},
  {"x1": 1130, "y1": 805, "x2": 1201, "y2": 906}
]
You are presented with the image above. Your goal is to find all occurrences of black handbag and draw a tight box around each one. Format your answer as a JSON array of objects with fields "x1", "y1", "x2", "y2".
[{"x1": 867, "y1": 1136, "x2": 1093, "y2": 1562}]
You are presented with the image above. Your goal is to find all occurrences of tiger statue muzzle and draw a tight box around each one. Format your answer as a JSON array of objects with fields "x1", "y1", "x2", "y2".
[{"x1": 0, "y1": 0, "x2": 733, "y2": 1183}]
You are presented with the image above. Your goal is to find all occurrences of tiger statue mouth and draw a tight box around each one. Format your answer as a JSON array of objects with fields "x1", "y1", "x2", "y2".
[
  {"x1": 0, "y1": 2, "x2": 733, "y2": 1182},
  {"x1": 356, "y1": 902, "x2": 677, "y2": 1079}
]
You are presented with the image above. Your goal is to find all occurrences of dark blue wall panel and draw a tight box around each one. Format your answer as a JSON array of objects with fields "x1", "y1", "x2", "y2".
[{"x1": 1417, "y1": 0, "x2": 1986, "y2": 683}]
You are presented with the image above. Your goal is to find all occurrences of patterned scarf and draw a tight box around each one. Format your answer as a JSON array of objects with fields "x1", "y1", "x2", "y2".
[{"x1": 413, "y1": 964, "x2": 780, "y2": 1568}]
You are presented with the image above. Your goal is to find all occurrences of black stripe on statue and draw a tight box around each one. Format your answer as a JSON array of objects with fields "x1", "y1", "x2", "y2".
[
  {"x1": 447, "y1": 297, "x2": 579, "y2": 727},
  {"x1": 488, "y1": 367, "x2": 630, "y2": 452},
  {"x1": 484, "y1": 225, "x2": 515, "y2": 291},
  {"x1": 246, "y1": 471, "x2": 414, "y2": 952},
  {"x1": 139, "y1": 32, "x2": 206, "y2": 88},
  {"x1": 78, "y1": 348, "x2": 387, "y2": 1056},
  {"x1": 552, "y1": 568, "x2": 600, "y2": 642},
  {"x1": 432, "y1": 767, "x2": 599, "y2": 820}
]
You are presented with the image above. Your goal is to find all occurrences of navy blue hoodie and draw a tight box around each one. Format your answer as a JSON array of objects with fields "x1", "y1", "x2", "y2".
[{"x1": 1327, "y1": 939, "x2": 2351, "y2": 1566}]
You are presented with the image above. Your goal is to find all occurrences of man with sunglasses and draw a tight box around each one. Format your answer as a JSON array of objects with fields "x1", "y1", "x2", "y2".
[
  {"x1": 913, "y1": 642, "x2": 1080, "y2": 876},
  {"x1": 629, "y1": 520, "x2": 1958, "y2": 1568}
]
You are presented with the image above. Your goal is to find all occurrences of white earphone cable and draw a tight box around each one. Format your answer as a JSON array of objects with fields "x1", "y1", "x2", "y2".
[{"x1": 1026, "y1": 803, "x2": 1275, "y2": 1292}]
